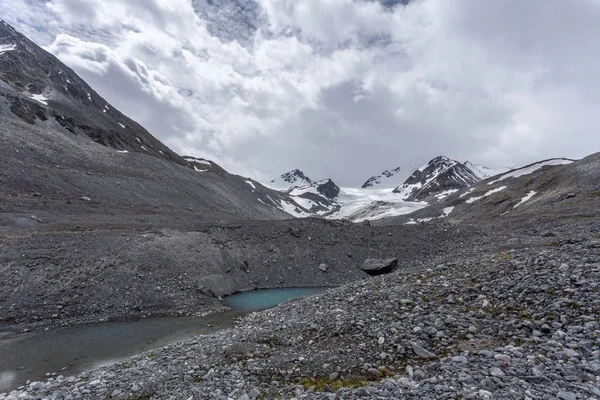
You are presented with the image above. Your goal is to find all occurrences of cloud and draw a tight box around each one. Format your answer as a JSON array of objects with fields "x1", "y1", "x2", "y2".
[{"x1": 2, "y1": 0, "x2": 600, "y2": 185}]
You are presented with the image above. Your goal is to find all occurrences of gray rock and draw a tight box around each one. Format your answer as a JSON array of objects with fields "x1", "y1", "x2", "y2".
[
  {"x1": 411, "y1": 342, "x2": 437, "y2": 358},
  {"x1": 557, "y1": 392, "x2": 577, "y2": 400},
  {"x1": 247, "y1": 387, "x2": 261, "y2": 399},
  {"x1": 361, "y1": 258, "x2": 398, "y2": 275},
  {"x1": 318, "y1": 263, "x2": 329, "y2": 272}
]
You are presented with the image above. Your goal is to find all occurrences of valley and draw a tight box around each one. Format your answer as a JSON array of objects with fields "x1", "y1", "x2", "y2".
[{"x1": 0, "y1": 17, "x2": 599, "y2": 400}]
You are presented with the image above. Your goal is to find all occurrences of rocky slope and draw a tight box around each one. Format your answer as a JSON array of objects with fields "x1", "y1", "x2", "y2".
[
  {"x1": 0, "y1": 20, "x2": 316, "y2": 222},
  {"x1": 0, "y1": 19, "x2": 183, "y2": 166},
  {"x1": 2, "y1": 217, "x2": 598, "y2": 399}
]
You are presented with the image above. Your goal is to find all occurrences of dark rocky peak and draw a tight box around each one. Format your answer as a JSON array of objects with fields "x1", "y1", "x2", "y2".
[
  {"x1": 281, "y1": 169, "x2": 313, "y2": 185},
  {"x1": 271, "y1": 169, "x2": 314, "y2": 189},
  {"x1": 362, "y1": 166, "x2": 403, "y2": 188},
  {"x1": 315, "y1": 179, "x2": 341, "y2": 199},
  {"x1": 393, "y1": 156, "x2": 480, "y2": 201},
  {"x1": 0, "y1": 20, "x2": 186, "y2": 167}
]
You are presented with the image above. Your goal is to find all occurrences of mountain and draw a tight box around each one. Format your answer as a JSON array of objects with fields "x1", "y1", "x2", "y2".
[
  {"x1": 393, "y1": 156, "x2": 481, "y2": 201},
  {"x1": 398, "y1": 156, "x2": 587, "y2": 225},
  {"x1": 361, "y1": 167, "x2": 403, "y2": 188},
  {"x1": 464, "y1": 161, "x2": 510, "y2": 180},
  {"x1": 0, "y1": 20, "x2": 306, "y2": 223},
  {"x1": 0, "y1": 19, "x2": 187, "y2": 166},
  {"x1": 270, "y1": 169, "x2": 314, "y2": 190}
]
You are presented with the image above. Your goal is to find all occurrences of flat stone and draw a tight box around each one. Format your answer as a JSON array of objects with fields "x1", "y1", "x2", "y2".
[{"x1": 411, "y1": 342, "x2": 437, "y2": 358}]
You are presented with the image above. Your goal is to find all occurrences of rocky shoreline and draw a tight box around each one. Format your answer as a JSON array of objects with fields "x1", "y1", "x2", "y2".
[
  {"x1": 2, "y1": 221, "x2": 598, "y2": 399},
  {"x1": 0, "y1": 219, "x2": 490, "y2": 334}
]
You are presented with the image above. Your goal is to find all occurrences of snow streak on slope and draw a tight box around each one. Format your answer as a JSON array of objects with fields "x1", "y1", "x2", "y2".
[
  {"x1": 513, "y1": 191, "x2": 537, "y2": 209},
  {"x1": 0, "y1": 43, "x2": 16, "y2": 56},
  {"x1": 465, "y1": 186, "x2": 507, "y2": 204},
  {"x1": 488, "y1": 159, "x2": 574, "y2": 185}
]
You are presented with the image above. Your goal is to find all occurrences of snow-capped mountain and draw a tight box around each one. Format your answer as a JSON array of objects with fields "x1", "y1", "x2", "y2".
[
  {"x1": 464, "y1": 162, "x2": 510, "y2": 180},
  {"x1": 400, "y1": 157, "x2": 581, "y2": 225},
  {"x1": 393, "y1": 156, "x2": 481, "y2": 201},
  {"x1": 269, "y1": 169, "x2": 314, "y2": 190}
]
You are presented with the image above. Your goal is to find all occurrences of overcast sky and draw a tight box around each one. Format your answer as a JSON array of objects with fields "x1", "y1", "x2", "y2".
[{"x1": 3, "y1": 0, "x2": 600, "y2": 186}]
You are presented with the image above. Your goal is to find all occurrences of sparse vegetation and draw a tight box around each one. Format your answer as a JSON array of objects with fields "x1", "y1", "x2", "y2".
[{"x1": 300, "y1": 377, "x2": 369, "y2": 391}]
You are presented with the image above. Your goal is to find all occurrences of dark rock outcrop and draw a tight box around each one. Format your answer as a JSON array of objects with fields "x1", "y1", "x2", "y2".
[{"x1": 315, "y1": 179, "x2": 340, "y2": 199}]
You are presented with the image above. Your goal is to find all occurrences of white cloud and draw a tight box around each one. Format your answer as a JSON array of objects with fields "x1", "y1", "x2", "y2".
[{"x1": 2, "y1": 0, "x2": 600, "y2": 185}]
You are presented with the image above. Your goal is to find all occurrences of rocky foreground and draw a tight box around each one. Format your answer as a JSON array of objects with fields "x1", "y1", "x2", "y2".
[{"x1": 2, "y1": 221, "x2": 598, "y2": 400}]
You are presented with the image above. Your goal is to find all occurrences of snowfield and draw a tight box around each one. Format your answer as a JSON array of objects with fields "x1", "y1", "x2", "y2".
[
  {"x1": 327, "y1": 187, "x2": 427, "y2": 222},
  {"x1": 488, "y1": 159, "x2": 573, "y2": 185}
]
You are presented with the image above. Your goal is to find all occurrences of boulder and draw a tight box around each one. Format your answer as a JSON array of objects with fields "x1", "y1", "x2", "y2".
[{"x1": 361, "y1": 258, "x2": 398, "y2": 276}]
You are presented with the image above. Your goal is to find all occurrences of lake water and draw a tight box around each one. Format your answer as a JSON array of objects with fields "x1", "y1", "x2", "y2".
[
  {"x1": 223, "y1": 286, "x2": 329, "y2": 312},
  {"x1": 0, "y1": 286, "x2": 328, "y2": 394}
]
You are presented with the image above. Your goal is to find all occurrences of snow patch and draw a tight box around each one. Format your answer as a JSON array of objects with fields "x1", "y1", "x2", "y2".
[
  {"x1": 245, "y1": 180, "x2": 256, "y2": 190},
  {"x1": 140, "y1": 146, "x2": 147, "y2": 151},
  {"x1": 465, "y1": 186, "x2": 507, "y2": 204},
  {"x1": 116, "y1": 150, "x2": 129, "y2": 154},
  {"x1": 30, "y1": 93, "x2": 48, "y2": 105},
  {"x1": 184, "y1": 157, "x2": 211, "y2": 166},
  {"x1": 0, "y1": 43, "x2": 16, "y2": 55},
  {"x1": 513, "y1": 191, "x2": 537, "y2": 209},
  {"x1": 118, "y1": 123, "x2": 126, "y2": 129},
  {"x1": 442, "y1": 206, "x2": 455, "y2": 217},
  {"x1": 435, "y1": 189, "x2": 458, "y2": 200},
  {"x1": 279, "y1": 200, "x2": 310, "y2": 218},
  {"x1": 459, "y1": 188, "x2": 475, "y2": 198},
  {"x1": 488, "y1": 159, "x2": 573, "y2": 185},
  {"x1": 405, "y1": 217, "x2": 433, "y2": 224}
]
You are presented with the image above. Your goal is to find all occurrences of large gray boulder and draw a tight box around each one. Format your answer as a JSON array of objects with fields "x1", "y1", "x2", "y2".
[{"x1": 361, "y1": 258, "x2": 398, "y2": 276}]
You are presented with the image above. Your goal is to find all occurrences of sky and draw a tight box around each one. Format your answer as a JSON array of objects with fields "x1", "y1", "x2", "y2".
[{"x1": 2, "y1": 0, "x2": 600, "y2": 186}]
